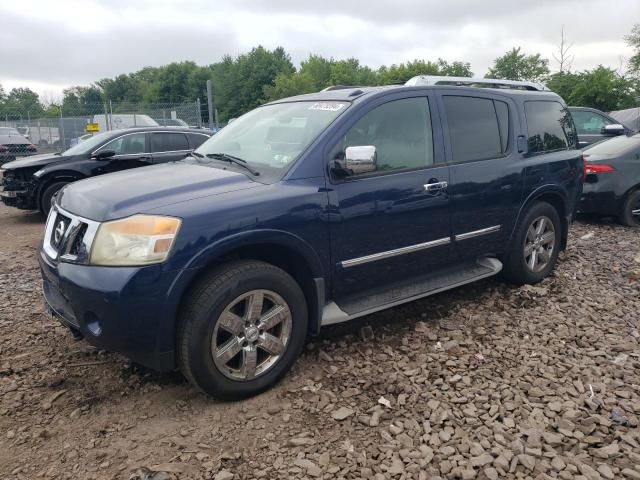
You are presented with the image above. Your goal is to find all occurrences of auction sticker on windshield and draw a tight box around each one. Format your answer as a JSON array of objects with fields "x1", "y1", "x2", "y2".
[{"x1": 308, "y1": 102, "x2": 346, "y2": 111}]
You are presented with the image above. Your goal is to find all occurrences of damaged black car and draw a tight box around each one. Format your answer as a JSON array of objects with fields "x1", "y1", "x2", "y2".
[{"x1": 0, "y1": 127, "x2": 212, "y2": 215}]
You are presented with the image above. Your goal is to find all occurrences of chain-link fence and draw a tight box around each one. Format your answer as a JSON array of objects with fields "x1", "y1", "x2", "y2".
[{"x1": 0, "y1": 101, "x2": 205, "y2": 155}]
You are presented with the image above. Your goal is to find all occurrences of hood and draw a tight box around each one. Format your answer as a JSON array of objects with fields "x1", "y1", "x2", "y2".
[
  {"x1": 2, "y1": 153, "x2": 67, "y2": 170},
  {"x1": 58, "y1": 162, "x2": 262, "y2": 221}
]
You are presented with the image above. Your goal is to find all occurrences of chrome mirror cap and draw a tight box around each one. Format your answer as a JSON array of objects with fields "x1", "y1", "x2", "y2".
[{"x1": 344, "y1": 145, "x2": 377, "y2": 175}]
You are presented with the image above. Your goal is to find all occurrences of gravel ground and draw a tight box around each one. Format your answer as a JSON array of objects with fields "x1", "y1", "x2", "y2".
[{"x1": 0, "y1": 203, "x2": 639, "y2": 480}]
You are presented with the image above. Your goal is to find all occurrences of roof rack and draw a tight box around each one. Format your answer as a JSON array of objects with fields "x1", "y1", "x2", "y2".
[{"x1": 405, "y1": 75, "x2": 549, "y2": 92}]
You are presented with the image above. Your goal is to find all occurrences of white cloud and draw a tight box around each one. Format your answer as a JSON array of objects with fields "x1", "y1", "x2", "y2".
[{"x1": 1, "y1": 0, "x2": 637, "y2": 98}]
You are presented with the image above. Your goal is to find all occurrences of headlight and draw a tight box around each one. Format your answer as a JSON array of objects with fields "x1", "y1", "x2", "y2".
[{"x1": 90, "y1": 215, "x2": 181, "y2": 266}]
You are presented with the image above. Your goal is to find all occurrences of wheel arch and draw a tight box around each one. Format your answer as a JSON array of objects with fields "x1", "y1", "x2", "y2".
[
  {"x1": 620, "y1": 183, "x2": 640, "y2": 224},
  {"x1": 166, "y1": 230, "x2": 327, "y2": 361},
  {"x1": 36, "y1": 171, "x2": 85, "y2": 211},
  {"x1": 508, "y1": 186, "x2": 569, "y2": 252}
]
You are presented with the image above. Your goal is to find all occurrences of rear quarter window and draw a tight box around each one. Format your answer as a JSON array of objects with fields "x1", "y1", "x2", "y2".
[
  {"x1": 525, "y1": 101, "x2": 576, "y2": 154},
  {"x1": 188, "y1": 133, "x2": 210, "y2": 149}
]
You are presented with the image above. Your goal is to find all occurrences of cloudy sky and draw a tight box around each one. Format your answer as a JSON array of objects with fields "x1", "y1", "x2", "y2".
[{"x1": 1, "y1": 0, "x2": 637, "y2": 100}]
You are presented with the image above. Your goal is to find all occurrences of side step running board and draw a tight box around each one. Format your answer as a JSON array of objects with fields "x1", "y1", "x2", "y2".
[{"x1": 321, "y1": 257, "x2": 502, "y2": 326}]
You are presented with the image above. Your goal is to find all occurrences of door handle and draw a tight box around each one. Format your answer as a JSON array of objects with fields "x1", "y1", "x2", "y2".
[{"x1": 424, "y1": 181, "x2": 448, "y2": 192}]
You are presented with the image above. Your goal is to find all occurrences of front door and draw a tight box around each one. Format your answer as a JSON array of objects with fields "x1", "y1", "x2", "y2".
[
  {"x1": 92, "y1": 132, "x2": 151, "y2": 175},
  {"x1": 571, "y1": 108, "x2": 617, "y2": 148},
  {"x1": 327, "y1": 94, "x2": 451, "y2": 301}
]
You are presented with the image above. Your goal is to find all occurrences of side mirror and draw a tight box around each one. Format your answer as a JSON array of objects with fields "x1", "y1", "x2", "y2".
[
  {"x1": 340, "y1": 145, "x2": 377, "y2": 175},
  {"x1": 92, "y1": 150, "x2": 116, "y2": 160},
  {"x1": 602, "y1": 124, "x2": 625, "y2": 136}
]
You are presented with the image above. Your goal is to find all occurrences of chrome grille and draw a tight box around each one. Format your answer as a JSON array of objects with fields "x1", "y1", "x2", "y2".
[{"x1": 43, "y1": 205, "x2": 99, "y2": 264}]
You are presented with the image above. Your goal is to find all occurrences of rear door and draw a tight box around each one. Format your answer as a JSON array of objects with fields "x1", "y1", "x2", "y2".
[
  {"x1": 150, "y1": 132, "x2": 191, "y2": 163},
  {"x1": 437, "y1": 91, "x2": 524, "y2": 260}
]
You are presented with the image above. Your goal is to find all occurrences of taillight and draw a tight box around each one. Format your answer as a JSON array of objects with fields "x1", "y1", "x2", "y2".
[
  {"x1": 27, "y1": 144, "x2": 37, "y2": 152},
  {"x1": 585, "y1": 164, "x2": 614, "y2": 174}
]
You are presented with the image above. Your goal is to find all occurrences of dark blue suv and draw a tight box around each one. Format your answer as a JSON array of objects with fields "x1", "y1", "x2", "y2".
[{"x1": 39, "y1": 76, "x2": 583, "y2": 399}]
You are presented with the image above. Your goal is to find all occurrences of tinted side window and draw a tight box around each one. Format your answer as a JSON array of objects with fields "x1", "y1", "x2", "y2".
[
  {"x1": 525, "y1": 101, "x2": 575, "y2": 154},
  {"x1": 333, "y1": 97, "x2": 434, "y2": 175},
  {"x1": 151, "y1": 133, "x2": 189, "y2": 152},
  {"x1": 443, "y1": 96, "x2": 505, "y2": 163},
  {"x1": 98, "y1": 133, "x2": 146, "y2": 155},
  {"x1": 188, "y1": 133, "x2": 209, "y2": 149},
  {"x1": 571, "y1": 110, "x2": 613, "y2": 135}
]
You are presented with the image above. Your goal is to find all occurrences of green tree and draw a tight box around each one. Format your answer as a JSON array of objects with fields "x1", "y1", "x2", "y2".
[
  {"x1": 626, "y1": 24, "x2": 640, "y2": 77},
  {"x1": 437, "y1": 59, "x2": 473, "y2": 77},
  {"x1": 486, "y1": 47, "x2": 550, "y2": 82},
  {"x1": 328, "y1": 58, "x2": 376, "y2": 86},
  {"x1": 377, "y1": 60, "x2": 441, "y2": 85},
  {"x1": 212, "y1": 46, "x2": 294, "y2": 121},
  {"x1": 299, "y1": 54, "x2": 334, "y2": 89},
  {"x1": 96, "y1": 74, "x2": 143, "y2": 103},
  {"x1": 62, "y1": 86, "x2": 104, "y2": 114},
  {"x1": 263, "y1": 72, "x2": 316, "y2": 101},
  {"x1": 547, "y1": 66, "x2": 637, "y2": 111},
  {"x1": 2, "y1": 88, "x2": 44, "y2": 117}
]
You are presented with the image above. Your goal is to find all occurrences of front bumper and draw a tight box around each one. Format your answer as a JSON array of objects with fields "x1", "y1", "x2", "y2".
[
  {"x1": 38, "y1": 249, "x2": 183, "y2": 371},
  {"x1": 0, "y1": 172, "x2": 37, "y2": 210}
]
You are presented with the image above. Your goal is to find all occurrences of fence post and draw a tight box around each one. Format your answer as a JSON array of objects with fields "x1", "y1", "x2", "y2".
[
  {"x1": 206, "y1": 80, "x2": 214, "y2": 130},
  {"x1": 103, "y1": 102, "x2": 109, "y2": 131},
  {"x1": 109, "y1": 100, "x2": 113, "y2": 130},
  {"x1": 58, "y1": 105, "x2": 66, "y2": 151},
  {"x1": 196, "y1": 99, "x2": 202, "y2": 128}
]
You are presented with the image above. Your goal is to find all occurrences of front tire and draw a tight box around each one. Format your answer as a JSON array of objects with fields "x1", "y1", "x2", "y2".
[
  {"x1": 40, "y1": 181, "x2": 68, "y2": 215},
  {"x1": 620, "y1": 190, "x2": 640, "y2": 228},
  {"x1": 503, "y1": 201, "x2": 562, "y2": 285},
  {"x1": 178, "y1": 260, "x2": 307, "y2": 400}
]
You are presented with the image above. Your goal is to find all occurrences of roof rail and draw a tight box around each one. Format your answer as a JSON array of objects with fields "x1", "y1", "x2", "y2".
[
  {"x1": 405, "y1": 75, "x2": 550, "y2": 92},
  {"x1": 321, "y1": 85, "x2": 357, "y2": 91},
  {"x1": 320, "y1": 85, "x2": 366, "y2": 97}
]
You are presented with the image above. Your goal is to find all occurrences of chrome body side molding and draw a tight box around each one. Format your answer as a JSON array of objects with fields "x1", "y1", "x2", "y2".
[
  {"x1": 454, "y1": 225, "x2": 501, "y2": 242},
  {"x1": 340, "y1": 237, "x2": 450, "y2": 269}
]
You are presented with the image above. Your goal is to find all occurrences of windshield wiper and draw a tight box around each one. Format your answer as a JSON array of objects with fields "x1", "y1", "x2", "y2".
[
  {"x1": 190, "y1": 150, "x2": 204, "y2": 158},
  {"x1": 206, "y1": 153, "x2": 260, "y2": 176}
]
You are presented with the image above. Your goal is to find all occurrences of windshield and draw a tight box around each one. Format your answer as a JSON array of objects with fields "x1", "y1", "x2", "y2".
[
  {"x1": 61, "y1": 131, "x2": 115, "y2": 156},
  {"x1": 585, "y1": 134, "x2": 640, "y2": 156},
  {"x1": 194, "y1": 101, "x2": 349, "y2": 179}
]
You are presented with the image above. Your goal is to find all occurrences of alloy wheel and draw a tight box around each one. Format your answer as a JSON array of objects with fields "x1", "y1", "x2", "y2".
[
  {"x1": 211, "y1": 289, "x2": 292, "y2": 381},
  {"x1": 631, "y1": 199, "x2": 640, "y2": 225},
  {"x1": 523, "y1": 215, "x2": 555, "y2": 273}
]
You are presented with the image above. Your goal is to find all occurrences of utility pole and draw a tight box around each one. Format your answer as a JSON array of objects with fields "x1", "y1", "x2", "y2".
[{"x1": 206, "y1": 80, "x2": 215, "y2": 130}]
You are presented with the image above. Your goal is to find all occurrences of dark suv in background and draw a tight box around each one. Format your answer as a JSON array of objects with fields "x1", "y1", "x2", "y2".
[
  {"x1": 39, "y1": 76, "x2": 582, "y2": 399},
  {"x1": 0, "y1": 127, "x2": 213, "y2": 214}
]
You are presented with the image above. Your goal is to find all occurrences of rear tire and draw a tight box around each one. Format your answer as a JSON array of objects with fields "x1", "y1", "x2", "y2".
[
  {"x1": 178, "y1": 260, "x2": 307, "y2": 400},
  {"x1": 620, "y1": 190, "x2": 640, "y2": 228},
  {"x1": 503, "y1": 201, "x2": 562, "y2": 285},
  {"x1": 39, "y1": 181, "x2": 68, "y2": 215}
]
